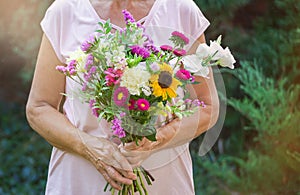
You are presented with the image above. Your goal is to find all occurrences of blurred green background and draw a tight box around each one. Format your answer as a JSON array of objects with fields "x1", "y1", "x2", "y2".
[{"x1": 0, "y1": 0, "x2": 299, "y2": 194}]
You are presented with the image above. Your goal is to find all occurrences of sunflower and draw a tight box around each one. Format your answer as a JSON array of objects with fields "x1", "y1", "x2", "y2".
[{"x1": 150, "y1": 63, "x2": 181, "y2": 100}]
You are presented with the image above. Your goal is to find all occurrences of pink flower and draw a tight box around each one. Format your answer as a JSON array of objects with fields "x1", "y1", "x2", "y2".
[
  {"x1": 89, "y1": 99, "x2": 100, "y2": 117},
  {"x1": 173, "y1": 49, "x2": 187, "y2": 56},
  {"x1": 136, "y1": 99, "x2": 150, "y2": 111},
  {"x1": 160, "y1": 45, "x2": 173, "y2": 52},
  {"x1": 176, "y1": 69, "x2": 192, "y2": 81},
  {"x1": 104, "y1": 68, "x2": 123, "y2": 86},
  {"x1": 113, "y1": 87, "x2": 129, "y2": 107},
  {"x1": 172, "y1": 31, "x2": 189, "y2": 45}
]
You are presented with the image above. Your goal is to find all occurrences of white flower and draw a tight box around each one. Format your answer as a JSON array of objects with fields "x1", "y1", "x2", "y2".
[
  {"x1": 182, "y1": 36, "x2": 235, "y2": 76},
  {"x1": 217, "y1": 47, "x2": 236, "y2": 69},
  {"x1": 120, "y1": 67, "x2": 151, "y2": 95},
  {"x1": 208, "y1": 40, "x2": 235, "y2": 69},
  {"x1": 142, "y1": 86, "x2": 151, "y2": 96},
  {"x1": 182, "y1": 55, "x2": 210, "y2": 78},
  {"x1": 67, "y1": 49, "x2": 87, "y2": 73}
]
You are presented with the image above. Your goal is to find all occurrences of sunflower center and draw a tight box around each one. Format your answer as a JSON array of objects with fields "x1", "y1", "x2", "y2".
[{"x1": 158, "y1": 71, "x2": 172, "y2": 88}]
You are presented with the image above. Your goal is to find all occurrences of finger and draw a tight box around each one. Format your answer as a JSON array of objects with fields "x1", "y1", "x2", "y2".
[
  {"x1": 116, "y1": 168, "x2": 137, "y2": 180},
  {"x1": 103, "y1": 164, "x2": 133, "y2": 185},
  {"x1": 94, "y1": 161, "x2": 122, "y2": 190},
  {"x1": 101, "y1": 171, "x2": 122, "y2": 191}
]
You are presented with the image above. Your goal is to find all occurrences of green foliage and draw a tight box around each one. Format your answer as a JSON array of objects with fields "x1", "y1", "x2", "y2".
[
  {"x1": 0, "y1": 102, "x2": 51, "y2": 194},
  {"x1": 191, "y1": 0, "x2": 300, "y2": 194}
]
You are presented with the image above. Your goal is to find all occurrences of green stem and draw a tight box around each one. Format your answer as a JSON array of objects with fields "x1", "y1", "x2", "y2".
[
  {"x1": 137, "y1": 167, "x2": 148, "y2": 195},
  {"x1": 134, "y1": 169, "x2": 143, "y2": 195}
]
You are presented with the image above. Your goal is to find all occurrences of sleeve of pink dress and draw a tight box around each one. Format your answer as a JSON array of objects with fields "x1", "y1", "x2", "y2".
[{"x1": 40, "y1": 0, "x2": 209, "y2": 194}]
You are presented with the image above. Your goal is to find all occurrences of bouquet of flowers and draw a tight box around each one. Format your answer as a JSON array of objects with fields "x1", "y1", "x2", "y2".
[{"x1": 56, "y1": 10, "x2": 235, "y2": 195}]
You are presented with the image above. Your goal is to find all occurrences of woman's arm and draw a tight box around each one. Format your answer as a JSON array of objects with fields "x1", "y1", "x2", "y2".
[{"x1": 26, "y1": 34, "x2": 136, "y2": 190}]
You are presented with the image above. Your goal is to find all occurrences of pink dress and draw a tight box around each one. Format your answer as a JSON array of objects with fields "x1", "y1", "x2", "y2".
[{"x1": 41, "y1": 0, "x2": 209, "y2": 194}]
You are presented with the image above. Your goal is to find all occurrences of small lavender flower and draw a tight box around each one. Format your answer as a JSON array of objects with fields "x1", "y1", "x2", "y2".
[
  {"x1": 111, "y1": 117, "x2": 126, "y2": 138},
  {"x1": 85, "y1": 54, "x2": 94, "y2": 69},
  {"x1": 81, "y1": 35, "x2": 96, "y2": 52}
]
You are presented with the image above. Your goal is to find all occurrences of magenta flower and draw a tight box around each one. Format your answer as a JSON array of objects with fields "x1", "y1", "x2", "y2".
[
  {"x1": 173, "y1": 49, "x2": 187, "y2": 56},
  {"x1": 130, "y1": 45, "x2": 150, "y2": 59},
  {"x1": 160, "y1": 45, "x2": 173, "y2": 52},
  {"x1": 81, "y1": 35, "x2": 96, "y2": 52},
  {"x1": 122, "y1": 10, "x2": 135, "y2": 24},
  {"x1": 111, "y1": 117, "x2": 126, "y2": 138},
  {"x1": 176, "y1": 69, "x2": 192, "y2": 81},
  {"x1": 172, "y1": 31, "x2": 189, "y2": 45},
  {"x1": 104, "y1": 68, "x2": 123, "y2": 86},
  {"x1": 113, "y1": 87, "x2": 129, "y2": 107},
  {"x1": 136, "y1": 99, "x2": 150, "y2": 111}
]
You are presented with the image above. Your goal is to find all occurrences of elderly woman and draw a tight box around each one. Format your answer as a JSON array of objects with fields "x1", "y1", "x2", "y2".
[{"x1": 26, "y1": 0, "x2": 219, "y2": 194}]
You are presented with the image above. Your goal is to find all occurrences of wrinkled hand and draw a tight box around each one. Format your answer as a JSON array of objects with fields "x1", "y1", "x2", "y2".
[
  {"x1": 120, "y1": 119, "x2": 180, "y2": 167},
  {"x1": 79, "y1": 131, "x2": 136, "y2": 190}
]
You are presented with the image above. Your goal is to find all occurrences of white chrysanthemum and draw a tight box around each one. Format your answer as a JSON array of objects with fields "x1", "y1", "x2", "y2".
[
  {"x1": 120, "y1": 67, "x2": 151, "y2": 96},
  {"x1": 67, "y1": 49, "x2": 87, "y2": 73}
]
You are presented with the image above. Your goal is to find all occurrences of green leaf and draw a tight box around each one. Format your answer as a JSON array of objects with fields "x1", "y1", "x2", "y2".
[{"x1": 146, "y1": 133, "x2": 157, "y2": 142}]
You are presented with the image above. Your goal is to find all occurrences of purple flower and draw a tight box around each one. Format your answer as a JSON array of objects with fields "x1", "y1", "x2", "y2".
[
  {"x1": 122, "y1": 10, "x2": 135, "y2": 24},
  {"x1": 130, "y1": 45, "x2": 150, "y2": 59},
  {"x1": 172, "y1": 31, "x2": 190, "y2": 45},
  {"x1": 192, "y1": 99, "x2": 206, "y2": 108},
  {"x1": 85, "y1": 54, "x2": 94, "y2": 69},
  {"x1": 160, "y1": 45, "x2": 173, "y2": 52},
  {"x1": 145, "y1": 44, "x2": 159, "y2": 54},
  {"x1": 113, "y1": 87, "x2": 129, "y2": 107},
  {"x1": 81, "y1": 35, "x2": 96, "y2": 52},
  {"x1": 56, "y1": 65, "x2": 67, "y2": 73},
  {"x1": 84, "y1": 66, "x2": 97, "y2": 81},
  {"x1": 111, "y1": 117, "x2": 126, "y2": 138},
  {"x1": 57, "y1": 60, "x2": 77, "y2": 76}
]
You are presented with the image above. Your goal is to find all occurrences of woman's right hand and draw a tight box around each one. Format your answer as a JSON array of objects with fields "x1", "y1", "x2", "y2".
[{"x1": 78, "y1": 131, "x2": 137, "y2": 190}]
